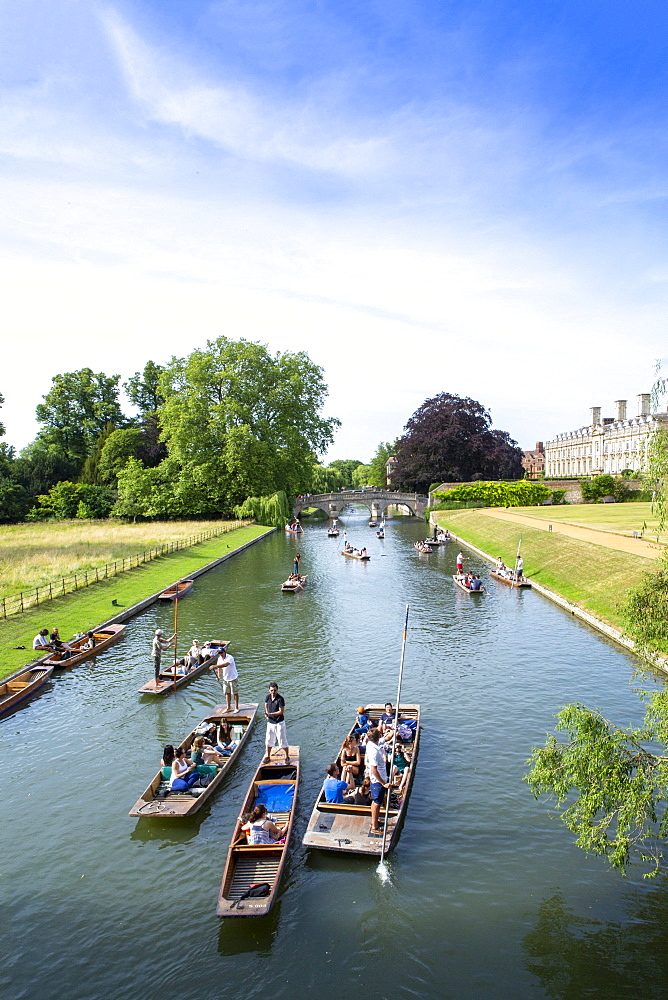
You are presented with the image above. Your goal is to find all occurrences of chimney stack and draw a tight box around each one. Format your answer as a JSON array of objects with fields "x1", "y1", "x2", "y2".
[
  {"x1": 637, "y1": 393, "x2": 651, "y2": 417},
  {"x1": 590, "y1": 406, "x2": 601, "y2": 427},
  {"x1": 535, "y1": 441, "x2": 543, "y2": 452},
  {"x1": 615, "y1": 399, "x2": 627, "y2": 421}
]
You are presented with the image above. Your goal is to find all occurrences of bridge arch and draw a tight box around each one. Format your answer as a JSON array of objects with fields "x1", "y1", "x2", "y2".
[{"x1": 294, "y1": 490, "x2": 427, "y2": 520}]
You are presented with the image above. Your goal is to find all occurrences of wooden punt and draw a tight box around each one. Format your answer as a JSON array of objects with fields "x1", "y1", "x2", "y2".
[
  {"x1": 0, "y1": 665, "x2": 54, "y2": 717},
  {"x1": 490, "y1": 570, "x2": 531, "y2": 588},
  {"x1": 137, "y1": 640, "x2": 230, "y2": 695},
  {"x1": 452, "y1": 575, "x2": 485, "y2": 594},
  {"x1": 368, "y1": 520, "x2": 377, "y2": 527},
  {"x1": 129, "y1": 703, "x2": 258, "y2": 818},
  {"x1": 284, "y1": 525, "x2": 304, "y2": 534},
  {"x1": 414, "y1": 542, "x2": 432, "y2": 554},
  {"x1": 327, "y1": 528, "x2": 340, "y2": 537},
  {"x1": 158, "y1": 579, "x2": 194, "y2": 601},
  {"x1": 281, "y1": 576, "x2": 308, "y2": 592},
  {"x1": 341, "y1": 550, "x2": 370, "y2": 561},
  {"x1": 376, "y1": 531, "x2": 385, "y2": 539},
  {"x1": 302, "y1": 704, "x2": 420, "y2": 856},
  {"x1": 216, "y1": 749, "x2": 300, "y2": 917},
  {"x1": 43, "y1": 624, "x2": 125, "y2": 669}
]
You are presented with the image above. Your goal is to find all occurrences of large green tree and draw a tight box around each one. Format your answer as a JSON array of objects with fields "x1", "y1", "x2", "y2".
[
  {"x1": 327, "y1": 458, "x2": 364, "y2": 489},
  {"x1": 124, "y1": 361, "x2": 165, "y2": 415},
  {"x1": 157, "y1": 337, "x2": 339, "y2": 507},
  {"x1": 35, "y1": 368, "x2": 124, "y2": 466}
]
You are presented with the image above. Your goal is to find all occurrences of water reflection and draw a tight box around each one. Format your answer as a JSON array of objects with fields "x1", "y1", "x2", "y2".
[{"x1": 523, "y1": 885, "x2": 668, "y2": 1000}]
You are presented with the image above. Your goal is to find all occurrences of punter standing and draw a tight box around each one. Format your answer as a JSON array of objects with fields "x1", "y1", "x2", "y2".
[
  {"x1": 211, "y1": 647, "x2": 239, "y2": 713},
  {"x1": 151, "y1": 629, "x2": 176, "y2": 687},
  {"x1": 263, "y1": 682, "x2": 290, "y2": 764},
  {"x1": 293, "y1": 552, "x2": 301, "y2": 577},
  {"x1": 456, "y1": 551, "x2": 466, "y2": 574}
]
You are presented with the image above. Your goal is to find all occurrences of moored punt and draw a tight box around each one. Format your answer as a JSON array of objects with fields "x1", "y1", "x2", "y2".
[
  {"x1": 302, "y1": 704, "x2": 420, "y2": 856},
  {"x1": 490, "y1": 570, "x2": 531, "y2": 589},
  {"x1": 42, "y1": 624, "x2": 126, "y2": 669},
  {"x1": 129, "y1": 703, "x2": 258, "y2": 818},
  {"x1": 158, "y1": 579, "x2": 194, "y2": 601},
  {"x1": 452, "y1": 575, "x2": 485, "y2": 594},
  {"x1": 341, "y1": 549, "x2": 371, "y2": 561},
  {"x1": 0, "y1": 665, "x2": 54, "y2": 717},
  {"x1": 137, "y1": 640, "x2": 230, "y2": 695},
  {"x1": 216, "y1": 750, "x2": 300, "y2": 917},
  {"x1": 281, "y1": 575, "x2": 308, "y2": 592}
]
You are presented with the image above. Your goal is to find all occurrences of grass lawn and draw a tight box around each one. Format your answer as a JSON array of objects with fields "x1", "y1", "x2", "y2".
[
  {"x1": 512, "y1": 502, "x2": 663, "y2": 540},
  {"x1": 0, "y1": 519, "x2": 243, "y2": 597},
  {"x1": 0, "y1": 523, "x2": 271, "y2": 680},
  {"x1": 433, "y1": 509, "x2": 653, "y2": 631}
]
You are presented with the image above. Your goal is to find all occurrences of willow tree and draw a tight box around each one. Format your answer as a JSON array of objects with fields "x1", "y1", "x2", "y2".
[{"x1": 157, "y1": 337, "x2": 339, "y2": 509}]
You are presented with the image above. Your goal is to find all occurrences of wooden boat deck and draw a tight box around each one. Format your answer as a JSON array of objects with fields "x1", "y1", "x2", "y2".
[
  {"x1": 43, "y1": 625, "x2": 125, "y2": 669},
  {"x1": 138, "y1": 641, "x2": 229, "y2": 695},
  {"x1": 129, "y1": 703, "x2": 258, "y2": 817},
  {"x1": 0, "y1": 666, "x2": 54, "y2": 716},
  {"x1": 217, "y1": 750, "x2": 300, "y2": 917},
  {"x1": 490, "y1": 570, "x2": 531, "y2": 589},
  {"x1": 302, "y1": 705, "x2": 420, "y2": 856},
  {"x1": 158, "y1": 579, "x2": 194, "y2": 601}
]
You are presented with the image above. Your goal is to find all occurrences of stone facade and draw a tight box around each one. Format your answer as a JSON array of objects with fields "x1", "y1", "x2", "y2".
[{"x1": 545, "y1": 394, "x2": 668, "y2": 479}]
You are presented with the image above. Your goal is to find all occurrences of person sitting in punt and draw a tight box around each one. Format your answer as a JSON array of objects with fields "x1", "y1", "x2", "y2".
[
  {"x1": 339, "y1": 735, "x2": 361, "y2": 785},
  {"x1": 82, "y1": 631, "x2": 97, "y2": 650},
  {"x1": 32, "y1": 628, "x2": 53, "y2": 652},
  {"x1": 161, "y1": 744, "x2": 176, "y2": 768},
  {"x1": 241, "y1": 803, "x2": 287, "y2": 844},
  {"x1": 169, "y1": 747, "x2": 200, "y2": 791},
  {"x1": 391, "y1": 747, "x2": 411, "y2": 797},
  {"x1": 380, "y1": 703, "x2": 396, "y2": 733},
  {"x1": 353, "y1": 707, "x2": 372, "y2": 736},
  {"x1": 214, "y1": 720, "x2": 238, "y2": 755},
  {"x1": 190, "y1": 735, "x2": 225, "y2": 767},
  {"x1": 185, "y1": 640, "x2": 202, "y2": 669},
  {"x1": 323, "y1": 763, "x2": 352, "y2": 803},
  {"x1": 469, "y1": 575, "x2": 483, "y2": 591},
  {"x1": 344, "y1": 775, "x2": 372, "y2": 806},
  {"x1": 360, "y1": 547, "x2": 368, "y2": 557}
]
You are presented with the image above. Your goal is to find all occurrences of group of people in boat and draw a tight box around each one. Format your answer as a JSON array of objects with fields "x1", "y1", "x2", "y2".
[
  {"x1": 414, "y1": 541, "x2": 432, "y2": 553},
  {"x1": 32, "y1": 627, "x2": 96, "y2": 659},
  {"x1": 343, "y1": 542, "x2": 368, "y2": 557},
  {"x1": 161, "y1": 719, "x2": 241, "y2": 792},
  {"x1": 286, "y1": 520, "x2": 302, "y2": 532},
  {"x1": 321, "y1": 702, "x2": 416, "y2": 835},
  {"x1": 454, "y1": 571, "x2": 487, "y2": 592},
  {"x1": 494, "y1": 556, "x2": 525, "y2": 582}
]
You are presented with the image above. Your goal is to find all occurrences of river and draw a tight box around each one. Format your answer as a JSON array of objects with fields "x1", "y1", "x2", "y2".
[{"x1": 3, "y1": 512, "x2": 668, "y2": 1000}]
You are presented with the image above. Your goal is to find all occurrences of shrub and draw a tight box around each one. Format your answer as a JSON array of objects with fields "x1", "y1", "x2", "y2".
[
  {"x1": 582, "y1": 475, "x2": 615, "y2": 502},
  {"x1": 549, "y1": 490, "x2": 567, "y2": 505},
  {"x1": 433, "y1": 480, "x2": 551, "y2": 507}
]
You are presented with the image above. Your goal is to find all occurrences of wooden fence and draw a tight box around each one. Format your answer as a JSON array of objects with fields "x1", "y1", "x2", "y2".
[{"x1": 0, "y1": 520, "x2": 251, "y2": 619}]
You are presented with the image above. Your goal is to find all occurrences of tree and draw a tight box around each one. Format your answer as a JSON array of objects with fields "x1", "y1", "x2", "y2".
[
  {"x1": 97, "y1": 427, "x2": 143, "y2": 485},
  {"x1": 368, "y1": 441, "x2": 397, "y2": 488},
  {"x1": 158, "y1": 337, "x2": 340, "y2": 508},
  {"x1": 0, "y1": 389, "x2": 5, "y2": 438},
  {"x1": 13, "y1": 440, "x2": 81, "y2": 496},
  {"x1": 392, "y1": 393, "x2": 523, "y2": 492},
  {"x1": 35, "y1": 369, "x2": 124, "y2": 466},
  {"x1": 352, "y1": 463, "x2": 372, "y2": 488},
  {"x1": 327, "y1": 459, "x2": 364, "y2": 489},
  {"x1": 124, "y1": 361, "x2": 165, "y2": 415},
  {"x1": 526, "y1": 696, "x2": 668, "y2": 875}
]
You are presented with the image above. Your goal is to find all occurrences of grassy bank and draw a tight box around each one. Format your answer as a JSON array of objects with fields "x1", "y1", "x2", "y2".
[
  {"x1": 433, "y1": 509, "x2": 651, "y2": 630},
  {"x1": 0, "y1": 523, "x2": 271, "y2": 680},
  {"x1": 511, "y1": 502, "x2": 663, "y2": 540},
  {"x1": 0, "y1": 519, "x2": 243, "y2": 596}
]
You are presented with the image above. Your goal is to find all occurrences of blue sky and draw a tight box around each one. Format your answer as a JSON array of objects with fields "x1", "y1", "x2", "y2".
[{"x1": 2, "y1": 0, "x2": 668, "y2": 461}]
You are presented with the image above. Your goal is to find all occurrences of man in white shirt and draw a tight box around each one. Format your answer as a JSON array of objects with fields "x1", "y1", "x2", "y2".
[
  {"x1": 32, "y1": 629, "x2": 53, "y2": 652},
  {"x1": 211, "y1": 649, "x2": 239, "y2": 712},
  {"x1": 365, "y1": 728, "x2": 391, "y2": 835}
]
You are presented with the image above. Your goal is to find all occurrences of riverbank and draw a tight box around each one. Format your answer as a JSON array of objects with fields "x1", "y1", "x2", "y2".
[
  {"x1": 431, "y1": 508, "x2": 659, "y2": 662},
  {"x1": 0, "y1": 523, "x2": 272, "y2": 680}
]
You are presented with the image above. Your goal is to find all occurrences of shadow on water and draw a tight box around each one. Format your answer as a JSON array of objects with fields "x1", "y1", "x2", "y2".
[
  {"x1": 129, "y1": 819, "x2": 203, "y2": 846},
  {"x1": 522, "y1": 882, "x2": 668, "y2": 1000},
  {"x1": 217, "y1": 902, "x2": 282, "y2": 956}
]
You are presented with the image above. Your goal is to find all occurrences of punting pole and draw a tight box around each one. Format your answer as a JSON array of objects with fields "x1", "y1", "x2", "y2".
[
  {"x1": 515, "y1": 533, "x2": 522, "y2": 577},
  {"x1": 377, "y1": 603, "x2": 410, "y2": 882},
  {"x1": 172, "y1": 591, "x2": 179, "y2": 684}
]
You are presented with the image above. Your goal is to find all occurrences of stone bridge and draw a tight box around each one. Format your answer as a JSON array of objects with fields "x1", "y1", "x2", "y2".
[{"x1": 294, "y1": 490, "x2": 428, "y2": 520}]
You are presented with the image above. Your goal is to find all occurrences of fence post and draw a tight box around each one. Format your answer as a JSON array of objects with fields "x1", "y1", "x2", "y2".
[
  {"x1": 49, "y1": 583, "x2": 53, "y2": 600},
  {"x1": 74, "y1": 574, "x2": 78, "y2": 590},
  {"x1": 84, "y1": 571, "x2": 88, "y2": 586},
  {"x1": 2, "y1": 597, "x2": 5, "y2": 619},
  {"x1": 62, "y1": 578, "x2": 66, "y2": 595},
  {"x1": 36, "y1": 586, "x2": 39, "y2": 606},
  {"x1": 20, "y1": 592, "x2": 24, "y2": 611}
]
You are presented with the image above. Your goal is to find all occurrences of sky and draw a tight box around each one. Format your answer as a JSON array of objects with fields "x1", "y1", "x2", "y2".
[{"x1": 2, "y1": 0, "x2": 668, "y2": 462}]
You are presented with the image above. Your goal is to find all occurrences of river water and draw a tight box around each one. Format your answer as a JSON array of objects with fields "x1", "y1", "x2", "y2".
[{"x1": 3, "y1": 513, "x2": 668, "y2": 1000}]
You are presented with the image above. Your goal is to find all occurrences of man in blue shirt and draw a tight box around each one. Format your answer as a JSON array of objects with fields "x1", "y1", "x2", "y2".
[{"x1": 323, "y1": 763, "x2": 350, "y2": 803}]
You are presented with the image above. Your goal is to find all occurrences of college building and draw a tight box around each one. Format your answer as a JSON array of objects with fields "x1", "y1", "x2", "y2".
[{"x1": 544, "y1": 393, "x2": 668, "y2": 479}]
